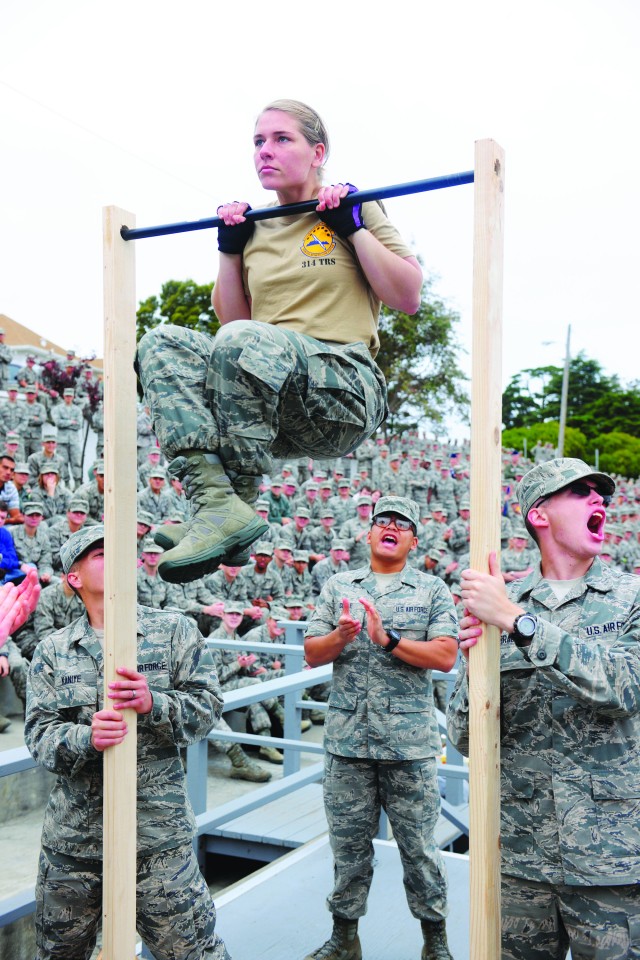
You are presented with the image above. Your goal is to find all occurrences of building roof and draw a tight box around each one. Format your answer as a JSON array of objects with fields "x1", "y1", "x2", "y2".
[{"x1": 0, "y1": 313, "x2": 103, "y2": 370}]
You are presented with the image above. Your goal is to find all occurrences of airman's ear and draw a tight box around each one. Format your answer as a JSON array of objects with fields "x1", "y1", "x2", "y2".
[
  {"x1": 527, "y1": 507, "x2": 548, "y2": 532},
  {"x1": 67, "y1": 570, "x2": 82, "y2": 591}
]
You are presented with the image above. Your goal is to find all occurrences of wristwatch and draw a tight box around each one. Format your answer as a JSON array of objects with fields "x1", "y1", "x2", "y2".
[
  {"x1": 385, "y1": 629, "x2": 402, "y2": 652},
  {"x1": 510, "y1": 613, "x2": 537, "y2": 647}
]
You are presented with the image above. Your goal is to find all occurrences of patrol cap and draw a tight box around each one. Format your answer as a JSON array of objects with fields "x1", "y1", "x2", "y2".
[
  {"x1": 63, "y1": 388, "x2": 75, "y2": 397},
  {"x1": 330, "y1": 538, "x2": 349, "y2": 551},
  {"x1": 430, "y1": 502, "x2": 444, "y2": 513},
  {"x1": 426, "y1": 548, "x2": 441, "y2": 562},
  {"x1": 294, "y1": 506, "x2": 310, "y2": 518},
  {"x1": 68, "y1": 496, "x2": 89, "y2": 513},
  {"x1": 223, "y1": 600, "x2": 245, "y2": 615},
  {"x1": 41, "y1": 426, "x2": 57, "y2": 440},
  {"x1": 459, "y1": 500, "x2": 470, "y2": 510},
  {"x1": 39, "y1": 463, "x2": 60, "y2": 476},
  {"x1": 14, "y1": 462, "x2": 29, "y2": 474},
  {"x1": 284, "y1": 595, "x2": 305, "y2": 607},
  {"x1": 93, "y1": 459, "x2": 104, "y2": 474},
  {"x1": 320, "y1": 509, "x2": 335, "y2": 518},
  {"x1": 319, "y1": 481, "x2": 333, "y2": 490},
  {"x1": 254, "y1": 541, "x2": 274, "y2": 556},
  {"x1": 137, "y1": 509, "x2": 154, "y2": 526},
  {"x1": 293, "y1": 550, "x2": 309, "y2": 562},
  {"x1": 149, "y1": 468, "x2": 167, "y2": 479},
  {"x1": 141, "y1": 538, "x2": 163, "y2": 554},
  {"x1": 23, "y1": 501, "x2": 45, "y2": 516},
  {"x1": 5, "y1": 431, "x2": 20, "y2": 442},
  {"x1": 269, "y1": 479, "x2": 283, "y2": 488},
  {"x1": 283, "y1": 477, "x2": 298, "y2": 489},
  {"x1": 356, "y1": 495, "x2": 372, "y2": 506},
  {"x1": 372, "y1": 496, "x2": 419, "y2": 529},
  {"x1": 516, "y1": 458, "x2": 615, "y2": 519},
  {"x1": 338, "y1": 479, "x2": 351, "y2": 489},
  {"x1": 255, "y1": 499, "x2": 270, "y2": 510},
  {"x1": 509, "y1": 522, "x2": 529, "y2": 540},
  {"x1": 274, "y1": 539, "x2": 293, "y2": 551},
  {"x1": 305, "y1": 482, "x2": 319, "y2": 491},
  {"x1": 60, "y1": 523, "x2": 105, "y2": 574},
  {"x1": 268, "y1": 605, "x2": 289, "y2": 621}
]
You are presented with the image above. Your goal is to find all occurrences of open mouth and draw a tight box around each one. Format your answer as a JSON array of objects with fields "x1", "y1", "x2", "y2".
[
  {"x1": 587, "y1": 509, "x2": 606, "y2": 539},
  {"x1": 381, "y1": 533, "x2": 398, "y2": 546}
]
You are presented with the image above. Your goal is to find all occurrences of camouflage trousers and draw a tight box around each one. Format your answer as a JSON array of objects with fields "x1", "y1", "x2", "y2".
[
  {"x1": 35, "y1": 844, "x2": 231, "y2": 959},
  {"x1": 56, "y1": 439, "x2": 82, "y2": 485},
  {"x1": 135, "y1": 322, "x2": 388, "y2": 477},
  {"x1": 220, "y1": 675, "x2": 276, "y2": 733},
  {"x1": 501, "y1": 874, "x2": 640, "y2": 959},
  {"x1": 323, "y1": 753, "x2": 448, "y2": 922}
]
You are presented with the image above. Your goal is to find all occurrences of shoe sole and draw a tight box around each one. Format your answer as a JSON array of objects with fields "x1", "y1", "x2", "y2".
[
  {"x1": 155, "y1": 527, "x2": 251, "y2": 566},
  {"x1": 158, "y1": 517, "x2": 268, "y2": 583}
]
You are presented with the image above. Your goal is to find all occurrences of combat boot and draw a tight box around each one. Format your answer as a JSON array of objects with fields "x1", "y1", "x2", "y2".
[
  {"x1": 227, "y1": 743, "x2": 272, "y2": 782},
  {"x1": 258, "y1": 745, "x2": 284, "y2": 764},
  {"x1": 269, "y1": 701, "x2": 311, "y2": 734},
  {"x1": 421, "y1": 920, "x2": 453, "y2": 959},
  {"x1": 154, "y1": 469, "x2": 262, "y2": 567},
  {"x1": 303, "y1": 918, "x2": 362, "y2": 960},
  {"x1": 0, "y1": 714, "x2": 11, "y2": 733},
  {"x1": 157, "y1": 451, "x2": 267, "y2": 583}
]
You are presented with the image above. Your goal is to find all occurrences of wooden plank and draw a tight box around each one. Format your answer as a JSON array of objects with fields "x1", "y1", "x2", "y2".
[
  {"x1": 214, "y1": 838, "x2": 470, "y2": 959},
  {"x1": 102, "y1": 206, "x2": 138, "y2": 960},
  {"x1": 469, "y1": 140, "x2": 505, "y2": 959}
]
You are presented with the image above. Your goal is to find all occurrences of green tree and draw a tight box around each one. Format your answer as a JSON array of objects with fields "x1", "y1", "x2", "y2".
[
  {"x1": 376, "y1": 276, "x2": 468, "y2": 435},
  {"x1": 590, "y1": 431, "x2": 640, "y2": 479},
  {"x1": 502, "y1": 422, "x2": 587, "y2": 460},
  {"x1": 502, "y1": 354, "x2": 619, "y2": 432},
  {"x1": 136, "y1": 279, "x2": 219, "y2": 341}
]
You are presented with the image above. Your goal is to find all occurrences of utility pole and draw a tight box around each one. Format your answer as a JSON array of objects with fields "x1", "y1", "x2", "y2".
[{"x1": 557, "y1": 324, "x2": 571, "y2": 457}]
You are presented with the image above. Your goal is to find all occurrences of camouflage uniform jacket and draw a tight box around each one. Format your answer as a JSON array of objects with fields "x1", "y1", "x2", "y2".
[
  {"x1": 25, "y1": 605, "x2": 222, "y2": 859},
  {"x1": 306, "y1": 564, "x2": 458, "y2": 761},
  {"x1": 165, "y1": 578, "x2": 217, "y2": 617},
  {"x1": 10, "y1": 524, "x2": 53, "y2": 579},
  {"x1": 137, "y1": 568, "x2": 169, "y2": 609},
  {"x1": 447, "y1": 557, "x2": 640, "y2": 886},
  {"x1": 0, "y1": 399, "x2": 27, "y2": 437},
  {"x1": 73, "y1": 480, "x2": 104, "y2": 522},
  {"x1": 33, "y1": 581, "x2": 85, "y2": 638},
  {"x1": 204, "y1": 569, "x2": 248, "y2": 604},
  {"x1": 241, "y1": 565, "x2": 285, "y2": 604}
]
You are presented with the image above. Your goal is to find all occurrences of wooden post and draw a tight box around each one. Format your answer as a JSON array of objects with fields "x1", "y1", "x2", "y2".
[
  {"x1": 469, "y1": 139, "x2": 505, "y2": 959},
  {"x1": 102, "y1": 206, "x2": 139, "y2": 959}
]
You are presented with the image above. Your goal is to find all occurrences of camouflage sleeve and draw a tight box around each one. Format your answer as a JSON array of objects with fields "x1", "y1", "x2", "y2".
[
  {"x1": 25, "y1": 640, "x2": 98, "y2": 777},
  {"x1": 33, "y1": 590, "x2": 55, "y2": 639},
  {"x1": 425, "y1": 576, "x2": 459, "y2": 641},
  {"x1": 519, "y1": 603, "x2": 640, "y2": 718},
  {"x1": 37, "y1": 532, "x2": 54, "y2": 580},
  {"x1": 268, "y1": 568, "x2": 285, "y2": 602},
  {"x1": 211, "y1": 645, "x2": 242, "y2": 685},
  {"x1": 446, "y1": 666, "x2": 470, "y2": 757},
  {"x1": 143, "y1": 614, "x2": 223, "y2": 746},
  {"x1": 305, "y1": 577, "x2": 341, "y2": 638}
]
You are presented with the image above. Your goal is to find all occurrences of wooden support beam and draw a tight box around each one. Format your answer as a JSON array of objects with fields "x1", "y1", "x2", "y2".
[
  {"x1": 102, "y1": 205, "x2": 139, "y2": 960},
  {"x1": 469, "y1": 139, "x2": 505, "y2": 959}
]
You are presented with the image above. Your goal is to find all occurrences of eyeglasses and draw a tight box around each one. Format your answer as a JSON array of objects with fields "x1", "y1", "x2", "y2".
[
  {"x1": 536, "y1": 480, "x2": 612, "y2": 509},
  {"x1": 372, "y1": 514, "x2": 415, "y2": 532}
]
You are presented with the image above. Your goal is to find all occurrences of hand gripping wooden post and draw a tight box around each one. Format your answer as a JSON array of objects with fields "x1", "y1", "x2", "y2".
[
  {"x1": 469, "y1": 139, "x2": 505, "y2": 958},
  {"x1": 102, "y1": 206, "x2": 139, "y2": 960}
]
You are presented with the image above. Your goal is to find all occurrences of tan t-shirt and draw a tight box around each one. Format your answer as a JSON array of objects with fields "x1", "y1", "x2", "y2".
[{"x1": 242, "y1": 201, "x2": 414, "y2": 357}]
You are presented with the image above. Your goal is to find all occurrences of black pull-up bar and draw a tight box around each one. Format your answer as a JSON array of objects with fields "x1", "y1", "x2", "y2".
[{"x1": 120, "y1": 170, "x2": 474, "y2": 241}]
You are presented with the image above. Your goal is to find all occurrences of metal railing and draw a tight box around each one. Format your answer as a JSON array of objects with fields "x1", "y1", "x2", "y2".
[{"x1": 0, "y1": 619, "x2": 468, "y2": 930}]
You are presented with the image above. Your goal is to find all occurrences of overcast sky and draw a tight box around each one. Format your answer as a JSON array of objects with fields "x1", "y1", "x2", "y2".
[{"x1": 1, "y1": 0, "x2": 638, "y2": 437}]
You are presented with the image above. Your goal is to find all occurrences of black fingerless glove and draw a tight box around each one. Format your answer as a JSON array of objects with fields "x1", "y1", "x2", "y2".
[
  {"x1": 317, "y1": 184, "x2": 365, "y2": 239},
  {"x1": 217, "y1": 207, "x2": 255, "y2": 254}
]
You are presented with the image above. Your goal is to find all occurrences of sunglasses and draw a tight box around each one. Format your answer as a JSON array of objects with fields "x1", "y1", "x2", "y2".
[
  {"x1": 372, "y1": 514, "x2": 416, "y2": 532},
  {"x1": 536, "y1": 480, "x2": 612, "y2": 509}
]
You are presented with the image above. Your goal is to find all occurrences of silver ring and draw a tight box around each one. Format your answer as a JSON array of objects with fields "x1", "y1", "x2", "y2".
[{"x1": 130, "y1": 690, "x2": 134, "y2": 699}]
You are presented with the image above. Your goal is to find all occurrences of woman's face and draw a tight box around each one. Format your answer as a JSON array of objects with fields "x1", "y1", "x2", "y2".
[{"x1": 253, "y1": 110, "x2": 324, "y2": 200}]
